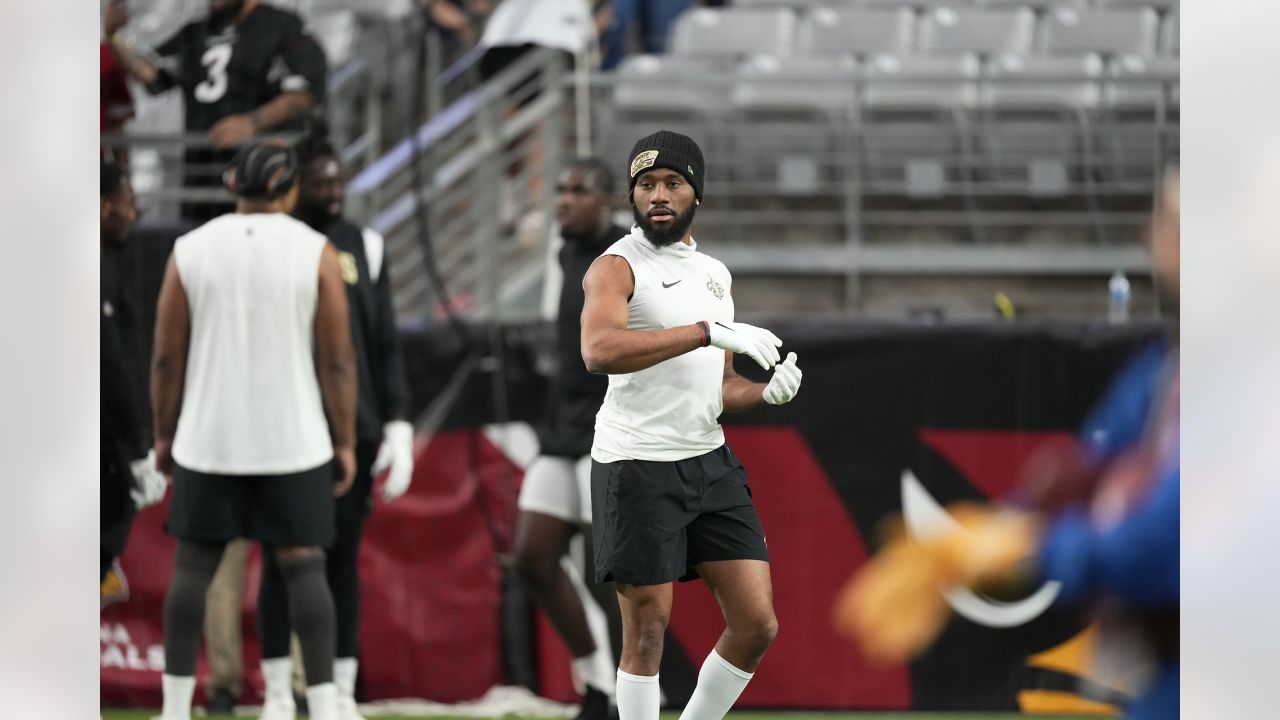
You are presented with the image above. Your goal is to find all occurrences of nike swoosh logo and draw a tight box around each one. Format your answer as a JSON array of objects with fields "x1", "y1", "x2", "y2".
[
  {"x1": 662, "y1": 280, "x2": 682, "y2": 288},
  {"x1": 900, "y1": 469, "x2": 1060, "y2": 628}
]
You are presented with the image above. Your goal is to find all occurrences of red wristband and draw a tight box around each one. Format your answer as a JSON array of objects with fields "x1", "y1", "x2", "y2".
[{"x1": 697, "y1": 320, "x2": 711, "y2": 347}]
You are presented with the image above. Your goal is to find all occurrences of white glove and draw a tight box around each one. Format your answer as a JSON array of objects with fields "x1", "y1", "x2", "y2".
[
  {"x1": 706, "y1": 320, "x2": 782, "y2": 370},
  {"x1": 372, "y1": 420, "x2": 415, "y2": 502},
  {"x1": 129, "y1": 450, "x2": 168, "y2": 509},
  {"x1": 763, "y1": 352, "x2": 803, "y2": 405}
]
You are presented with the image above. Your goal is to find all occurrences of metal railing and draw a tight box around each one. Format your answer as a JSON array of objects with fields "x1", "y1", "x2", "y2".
[
  {"x1": 347, "y1": 47, "x2": 571, "y2": 327},
  {"x1": 102, "y1": 55, "x2": 384, "y2": 220},
  {"x1": 582, "y1": 64, "x2": 1177, "y2": 312}
]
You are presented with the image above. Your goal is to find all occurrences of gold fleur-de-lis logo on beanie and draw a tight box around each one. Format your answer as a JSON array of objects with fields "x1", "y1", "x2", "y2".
[{"x1": 630, "y1": 150, "x2": 659, "y2": 178}]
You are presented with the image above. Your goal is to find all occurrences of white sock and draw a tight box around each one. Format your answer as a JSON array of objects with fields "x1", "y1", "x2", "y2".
[
  {"x1": 677, "y1": 650, "x2": 754, "y2": 720},
  {"x1": 305, "y1": 682, "x2": 339, "y2": 720},
  {"x1": 261, "y1": 657, "x2": 294, "y2": 704},
  {"x1": 160, "y1": 674, "x2": 196, "y2": 720},
  {"x1": 616, "y1": 669, "x2": 660, "y2": 720},
  {"x1": 334, "y1": 657, "x2": 359, "y2": 699},
  {"x1": 572, "y1": 648, "x2": 617, "y2": 698}
]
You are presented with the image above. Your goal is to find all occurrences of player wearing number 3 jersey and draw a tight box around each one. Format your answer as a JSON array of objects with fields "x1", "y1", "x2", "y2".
[
  {"x1": 105, "y1": 0, "x2": 327, "y2": 223},
  {"x1": 580, "y1": 131, "x2": 803, "y2": 720}
]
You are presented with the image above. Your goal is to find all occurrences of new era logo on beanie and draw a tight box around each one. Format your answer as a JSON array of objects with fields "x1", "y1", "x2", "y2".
[{"x1": 627, "y1": 130, "x2": 705, "y2": 200}]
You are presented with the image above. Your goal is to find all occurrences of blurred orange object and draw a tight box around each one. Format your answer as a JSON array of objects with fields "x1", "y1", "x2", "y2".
[{"x1": 832, "y1": 503, "x2": 1039, "y2": 665}]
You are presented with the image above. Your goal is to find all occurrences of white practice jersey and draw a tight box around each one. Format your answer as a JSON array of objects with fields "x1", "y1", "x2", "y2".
[
  {"x1": 171, "y1": 213, "x2": 334, "y2": 474},
  {"x1": 591, "y1": 226, "x2": 735, "y2": 463}
]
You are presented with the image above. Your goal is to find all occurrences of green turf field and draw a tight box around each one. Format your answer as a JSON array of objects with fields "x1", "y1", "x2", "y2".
[{"x1": 102, "y1": 707, "x2": 1100, "y2": 712}]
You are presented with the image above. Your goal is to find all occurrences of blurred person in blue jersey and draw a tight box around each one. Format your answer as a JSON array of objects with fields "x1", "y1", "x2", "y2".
[
  {"x1": 836, "y1": 171, "x2": 1180, "y2": 720},
  {"x1": 101, "y1": 161, "x2": 168, "y2": 605},
  {"x1": 250, "y1": 132, "x2": 415, "y2": 720},
  {"x1": 513, "y1": 159, "x2": 627, "y2": 719}
]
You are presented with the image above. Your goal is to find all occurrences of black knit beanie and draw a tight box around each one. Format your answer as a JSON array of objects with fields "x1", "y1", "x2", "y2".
[{"x1": 627, "y1": 130, "x2": 705, "y2": 200}]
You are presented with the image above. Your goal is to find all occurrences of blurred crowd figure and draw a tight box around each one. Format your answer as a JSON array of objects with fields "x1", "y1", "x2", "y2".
[
  {"x1": 100, "y1": 1, "x2": 135, "y2": 167},
  {"x1": 512, "y1": 159, "x2": 628, "y2": 719},
  {"x1": 835, "y1": 171, "x2": 1181, "y2": 720},
  {"x1": 423, "y1": 0, "x2": 717, "y2": 70},
  {"x1": 103, "y1": 0, "x2": 328, "y2": 224},
  {"x1": 254, "y1": 133, "x2": 416, "y2": 720}
]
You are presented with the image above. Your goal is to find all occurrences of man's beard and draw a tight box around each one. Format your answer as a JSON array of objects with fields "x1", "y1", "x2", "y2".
[
  {"x1": 296, "y1": 197, "x2": 338, "y2": 230},
  {"x1": 633, "y1": 203, "x2": 696, "y2": 247}
]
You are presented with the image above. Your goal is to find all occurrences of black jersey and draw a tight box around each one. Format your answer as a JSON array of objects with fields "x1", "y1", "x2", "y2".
[
  {"x1": 538, "y1": 223, "x2": 628, "y2": 457},
  {"x1": 149, "y1": 4, "x2": 327, "y2": 132},
  {"x1": 101, "y1": 246, "x2": 149, "y2": 518},
  {"x1": 323, "y1": 219, "x2": 411, "y2": 442}
]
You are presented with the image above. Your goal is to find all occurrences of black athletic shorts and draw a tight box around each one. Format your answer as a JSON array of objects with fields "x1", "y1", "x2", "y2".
[
  {"x1": 166, "y1": 461, "x2": 336, "y2": 547},
  {"x1": 591, "y1": 444, "x2": 769, "y2": 585}
]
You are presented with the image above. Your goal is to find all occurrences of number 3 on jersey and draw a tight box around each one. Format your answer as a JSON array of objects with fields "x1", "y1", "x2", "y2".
[{"x1": 195, "y1": 43, "x2": 232, "y2": 103}]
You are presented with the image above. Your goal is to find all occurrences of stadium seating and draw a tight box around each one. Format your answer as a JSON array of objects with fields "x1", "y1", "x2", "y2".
[
  {"x1": 596, "y1": 1, "x2": 1175, "y2": 315},
  {"x1": 1105, "y1": 55, "x2": 1179, "y2": 110},
  {"x1": 668, "y1": 7, "x2": 797, "y2": 60},
  {"x1": 1041, "y1": 6, "x2": 1161, "y2": 57},
  {"x1": 860, "y1": 53, "x2": 983, "y2": 110},
  {"x1": 917, "y1": 6, "x2": 1037, "y2": 56},
  {"x1": 1163, "y1": 6, "x2": 1179, "y2": 55},
  {"x1": 612, "y1": 54, "x2": 731, "y2": 112},
  {"x1": 795, "y1": 7, "x2": 917, "y2": 58},
  {"x1": 732, "y1": 55, "x2": 861, "y2": 113},
  {"x1": 981, "y1": 53, "x2": 1104, "y2": 110}
]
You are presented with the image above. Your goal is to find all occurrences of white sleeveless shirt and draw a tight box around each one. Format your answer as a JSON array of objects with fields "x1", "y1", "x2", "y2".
[
  {"x1": 171, "y1": 213, "x2": 334, "y2": 474},
  {"x1": 591, "y1": 226, "x2": 735, "y2": 463}
]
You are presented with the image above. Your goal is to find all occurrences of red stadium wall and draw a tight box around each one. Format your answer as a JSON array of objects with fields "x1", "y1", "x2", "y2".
[{"x1": 102, "y1": 322, "x2": 1158, "y2": 711}]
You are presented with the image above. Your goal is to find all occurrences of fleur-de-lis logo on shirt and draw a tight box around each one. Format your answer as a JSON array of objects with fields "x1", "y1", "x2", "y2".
[{"x1": 706, "y1": 275, "x2": 725, "y2": 300}]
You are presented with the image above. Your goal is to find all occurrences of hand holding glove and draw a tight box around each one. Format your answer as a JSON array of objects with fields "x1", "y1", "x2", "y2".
[
  {"x1": 763, "y1": 352, "x2": 802, "y2": 405},
  {"x1": 372, "y1": 420, "x2": 415, "y2": 502},
  {"x1": 705, "y1": 320, "x2": 782, "y2": 370},
  {"x1": 129, "y1": 450, "x2": 168, "y2": 509}
]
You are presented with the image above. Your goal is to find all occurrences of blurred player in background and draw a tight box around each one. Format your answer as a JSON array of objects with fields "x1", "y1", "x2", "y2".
[
  {"x1": 149, "y1": 140, "x2": 357, "y2": 720},
  {"x1": 837, "y1": 171, "x2": 1181, "y2": 720},
  {"x1": 250, "y1": 133, "x2": 415, "y2": 720},
  {"x1": 101, "y1": 161, "x2": 167, "y2": 605},
  {"x1": 580, "y1": 131, "x2": 803, "y2": 720},
  {"x1": 514, "y1": 159, "x2": 627, "y2": 718},
  {"x1": 104, "y1": 0, "x2": 327, "y2": 224}
]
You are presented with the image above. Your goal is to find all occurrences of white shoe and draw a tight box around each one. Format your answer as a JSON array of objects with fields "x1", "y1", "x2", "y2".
[
  {"x1": 258, "y1": 697, "x2": 296, "y2": 720},
  {"x1": 337, "y1": 695, "x2": 367, "y2": 720}
]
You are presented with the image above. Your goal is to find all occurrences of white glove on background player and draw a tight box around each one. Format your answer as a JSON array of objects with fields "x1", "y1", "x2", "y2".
[
  {"x1": 129, "y1": 450, "x2": 168, "y2": 509},
  {"x1": 373, "y1": 420, "x2": 415, "y2": 502},
  {"x1": 706, "y1": 320, "x2": 782, "y2": 370},
  {"x1": 763, "y1": 352, "x2": 803, "y2": 405}
]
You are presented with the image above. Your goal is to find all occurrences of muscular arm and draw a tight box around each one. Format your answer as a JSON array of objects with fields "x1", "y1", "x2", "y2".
[
  {"x1": 722, "y1": 352, "x2": 767, "y2": 413},
  {"x1": 150, "y1": 256, "x2": 190, "y2": 465},
  {"x1": 579, "y1": 255, "x2": 706, "y2": 375},
  {"x1": 248, "y1": 91, "x2": 317, "y2": 131},
  {"x1": 314, "y1": 244, "x2": 358, "y2": 454}
]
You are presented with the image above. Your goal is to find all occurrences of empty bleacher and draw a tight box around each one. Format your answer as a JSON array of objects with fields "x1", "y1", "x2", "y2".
[{"x1": 592, "y1": 1, "x2": 1178, "y2": 320}]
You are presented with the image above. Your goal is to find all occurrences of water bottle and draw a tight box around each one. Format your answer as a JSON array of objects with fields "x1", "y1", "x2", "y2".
[{"x1": 1108, "y1": 270, "x2": 1131, "y2": 325}]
